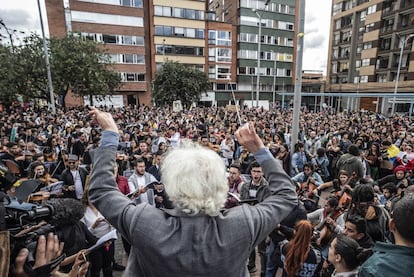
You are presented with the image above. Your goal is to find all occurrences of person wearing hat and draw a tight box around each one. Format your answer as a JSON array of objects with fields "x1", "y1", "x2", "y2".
[
  {"x1": 375, "y1": 164, "x2": 412, "y2": 191},
  {"x1": 60, "y1": 154, "x2": 88, "y2": 200},
  {"x1": 336, "y1": 184, "x2": 390, "y2": 243}
]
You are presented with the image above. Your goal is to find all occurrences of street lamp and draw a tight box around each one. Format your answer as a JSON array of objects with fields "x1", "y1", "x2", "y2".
[
  {"x1": 162, "y1": 38, "x2": 166, "y2": 64},
  {"x1": 253, "y1": 9, "x2": 263, "y2": 107},
  {"x1": 37, "y1": 0, "x2": 56, "y2": 113},
  {"x1": 392, "y1": 33, "x2": 414, "y2": 115},
  {"x1": 271, "y1": 50, "x2": 277, "y2": 107}
]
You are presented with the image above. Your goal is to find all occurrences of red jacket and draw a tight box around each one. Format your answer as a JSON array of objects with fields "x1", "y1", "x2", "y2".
[{"x1": 116, "y1": 175, "x2": 129, "y2": 195}]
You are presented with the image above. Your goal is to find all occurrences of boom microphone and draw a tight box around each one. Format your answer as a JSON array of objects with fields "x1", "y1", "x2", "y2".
[
  {"x1": 45, "y1": 198, "x2": 86, "y2": 227},
  {"x1": 5, "y1": 198, "x2": 85, "y2": 227}
]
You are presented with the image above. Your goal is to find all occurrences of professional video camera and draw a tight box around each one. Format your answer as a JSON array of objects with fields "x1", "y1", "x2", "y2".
[{"x1": 0, "y1": 162, "x2": 77, "y2": 275}]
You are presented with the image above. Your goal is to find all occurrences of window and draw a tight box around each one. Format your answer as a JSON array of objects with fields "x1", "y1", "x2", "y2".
[
  {"x1": 362, "y1": 58, "x2": 370, "y2": 66},
  {"x1": 217, "y1": 66, "x2": 230, "y2": 79},
  {"x1": 363, "y1": 42, "x2": 372, "y2": 50},
  {"x1": 174, "y1": 27, "x2": 185, "y2": 37},
  {"x1": 239, "y1": 67, "x2": 247, "y2": 74},
  {"x1": 102, "y1": 34, "x2": 117, "y2": 44},
  {"x1": 154, "y1": 6, "x2": 163, "y2": 16},
  {"x1": 186, "y1": 28, "x2": 195, "y2": 38},
  {"x1": 208, "y1": 48, "x2": 215, "y2": 61},
  {"x1": 208, "y1": 30, "x2": 216, "y2": 44},
  {"x1": 367, "y1": 5, "x2": 376, "y2": 15},
  {"x1": 124, "y1": 54, "x2": 134, "y2": 63},
  {"x1": 71, "y1": 11, "x2": 143, "y2": 27},
  {"x1": 120, "y1": 72, "x2": 145, "y2": 82},
  {"x1": 217, "y1": 48, "x2": 231, "y2": 62},
  {"x1": 174, "y1": 8, "x2": 184, "y2": 18},
  {"x1": 360, "y1": 76, "x2": 368, "y2": 83}
]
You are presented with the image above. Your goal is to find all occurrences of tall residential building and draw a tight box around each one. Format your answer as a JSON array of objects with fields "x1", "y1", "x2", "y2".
[
  {"x1": 45, "y1": 0, "x2": 297, "y2": 107},
  {"x1": 210, "y1": 0, "x2": 296, "y2": 107},
  {"x1": 326, "y1": 0, "x2": 414, "y2": 113}
]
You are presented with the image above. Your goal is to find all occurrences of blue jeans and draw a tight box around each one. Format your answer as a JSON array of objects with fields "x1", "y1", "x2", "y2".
[{"x1": 265, "y1": 240, "x2": 284, "y2": 277}]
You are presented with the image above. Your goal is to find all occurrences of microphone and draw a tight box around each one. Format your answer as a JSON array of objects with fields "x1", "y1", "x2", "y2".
[
  {"x1": 11, "y1": 198, "x2": 85, "y2": 227},
  {"x1": 45, "y1": 198, "x2": 85, "y2": 226}
]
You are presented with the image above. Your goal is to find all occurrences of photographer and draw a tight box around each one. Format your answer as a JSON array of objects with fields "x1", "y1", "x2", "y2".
[{"x1": 9, "y1": 233, "x2": 88, "y2": 277}]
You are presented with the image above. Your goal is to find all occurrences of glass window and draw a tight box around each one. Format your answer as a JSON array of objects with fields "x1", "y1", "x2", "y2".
[
  {"x1": 102, "y1": 34, "x2": 117, "y2": 44},
  {"x1": 71, "y1": 11, "x2": 143, "y2": 27},
  {"x1": 155, "y1": 26, "x2": 163, "y2": 35},
  {"x1": 196, "y1": 29, "x2": 204, "y2": 38},
  {"x1": 164, "y1": 26, "x2": 172, "y2": 36},
  {"x1": 121, "y1": 0, "x2": 131, "y2": 6},
  {"x1": 136, "y1": 55, "x2": 145, "y2": 64},
  {"x1": 163, "y1": 6, "x2": 171, "y2": 16},
  {"x1": 124, "y1": 54, "x2": 134, "y2": 63},
  {"x1": 174, "y1": 27, "x2": 185, "y2": 37},
  {"x1": 124, "y1": 36, "x2": 132, "y2": 45},
  {"x1": 154, "y1": 6, "x2": 163, "y2": 16},
  {"x1": 195, "y1": 10, "x2": 204, "y2": 20},
  {"x1": 135, "y1": 36, "x2": 144, "y2": 45},
  {"x1": 126, "y1": 73, "x2": 135, "y2": 81},
  {"x1": 185, "y1": 9, "x2": 195, "y2": 19},
  {"x1": 186, "y1": 28, "x2": 195, "y2": 38},
  {"x1": 133, "y1": 0, "x2": 142, "y2": 7},
  {"x1": 174, "y1": 8, "x2": 184, "y2": 18},
  {"x1": 137, "y1": 73, "x2": 145, "y2": 81}
]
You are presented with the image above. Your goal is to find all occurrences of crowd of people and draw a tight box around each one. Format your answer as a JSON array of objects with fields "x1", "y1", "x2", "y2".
[{"x1": 0, "y1": 102, "x2": 414, "y2": 277}]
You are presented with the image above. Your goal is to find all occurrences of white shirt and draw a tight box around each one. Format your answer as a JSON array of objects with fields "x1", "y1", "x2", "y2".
[
  {"x1": 81, "y1": 206, "x2": 116, "y2": 238},
  {"x1": 71, "y1": 169, "x2": 83, "y2": 199}
]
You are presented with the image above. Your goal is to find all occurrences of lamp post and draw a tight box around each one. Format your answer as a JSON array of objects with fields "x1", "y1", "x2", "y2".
[
  {"x1": 254, "y1": 10, "x2": 262, "y2": 107},
  {"x1": 392, "y1": 33, "x2": 414, "y2": 115},
  {"x1": 162, "y1": 38, "x2": 166, "y2": 64},
  {"x1": 291, "y1": 0, "x2": 305, "y2": 154},
  {"x1": 272, "y1": 50, "x2": 277, "y2": 107},
  {"x1": 37, "y1": 0, "x2": 56, "y2": 113}
]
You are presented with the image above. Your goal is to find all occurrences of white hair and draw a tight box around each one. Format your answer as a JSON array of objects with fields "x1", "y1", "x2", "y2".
[{"x1": 161, "y1": 140, "x2": 227, "y2": 216}]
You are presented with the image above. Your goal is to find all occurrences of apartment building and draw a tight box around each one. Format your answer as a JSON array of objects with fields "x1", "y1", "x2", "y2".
[
  {"x1": 210, "y1": 0, "x2": 296, "y2": 107},
  {"x1": 326, "y1": 0, "x2": 414, "y2": 113},
  {"x1": 45, "y1": 0, "x2": 297, "y2": 107},
  {"x1": 45, "y1": 0, "x2": 150, "y2": 106}
]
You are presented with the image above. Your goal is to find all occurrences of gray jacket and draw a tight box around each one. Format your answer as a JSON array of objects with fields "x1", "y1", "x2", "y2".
[{"x1": 89, "y1": 141, "x2": 297, "y2": 276}]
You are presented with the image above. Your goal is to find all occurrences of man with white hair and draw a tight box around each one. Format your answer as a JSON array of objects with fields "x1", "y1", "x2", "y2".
[{"x1": 87, "y1": 107, "x2": 297, "y2": 276}]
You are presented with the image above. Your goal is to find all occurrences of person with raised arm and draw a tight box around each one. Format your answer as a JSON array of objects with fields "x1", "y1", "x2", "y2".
[{"x1": 87, "y1": 107, "x2": 297, "y2": 276}]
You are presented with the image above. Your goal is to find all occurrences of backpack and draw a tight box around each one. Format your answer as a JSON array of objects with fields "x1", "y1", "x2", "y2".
[{"x1": 314, "y1": 158, "x2": 327, "y2": 181}]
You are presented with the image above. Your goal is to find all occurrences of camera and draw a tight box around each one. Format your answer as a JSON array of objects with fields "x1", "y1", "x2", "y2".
[{"x1": 1, "y1": 161, "x2": 65, "y2": 275}]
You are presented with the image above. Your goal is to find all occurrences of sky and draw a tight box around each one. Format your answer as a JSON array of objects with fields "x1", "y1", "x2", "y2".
[{"x1": 0, "y1": 0, "x2": 332, "y2": 74}]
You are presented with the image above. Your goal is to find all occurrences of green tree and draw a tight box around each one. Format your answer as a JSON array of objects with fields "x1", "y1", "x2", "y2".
[
  {"x1": 0, "y1": 44, "x2": 18, "y2": 107},
  {"x1": 50, "y1": 34, "x2": 121, "y2": 107},
  {"x1": 152, "y1": 60, "x2": 210, "y2": 107},
  {"x1": 0, "y1": 33, "x2": 121, "y2": 108}
]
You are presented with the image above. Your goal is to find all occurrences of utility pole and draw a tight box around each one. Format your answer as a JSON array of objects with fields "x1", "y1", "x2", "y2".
[
  {"x1": 291, "y1": 0, "x2": 305, "y2": 154},
  {"x1": 37, "y1": 0, "x2": 56, "y2": 113},
  {"x1": 272, "y1": 50, "x2": 277, "y2": 107}
]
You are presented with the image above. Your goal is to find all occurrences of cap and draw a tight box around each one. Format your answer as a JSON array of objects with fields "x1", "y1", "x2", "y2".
[
  {"x1": 68, "y1": 154, "x2": 79, "y2": 161},
  {"x1": 394, "y1": 165, "x2": 406, "y2": 174}
]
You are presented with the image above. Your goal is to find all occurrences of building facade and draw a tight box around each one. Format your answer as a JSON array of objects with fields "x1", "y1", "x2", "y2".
[
  {"x1": 326, "y1": 0, "x2": 414, "y2": 113},
  {"x1": 209, "y1": 0, "x2": 296, "y2": 108},
  {"x1": 45, "y1": 0, "x2": 297, "y2": 108}
]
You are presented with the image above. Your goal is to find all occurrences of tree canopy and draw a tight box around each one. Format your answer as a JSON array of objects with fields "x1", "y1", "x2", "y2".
[
  {"x1": 152, "y1": 60, "x2": 210, "y2": 107},
  {"x1": 0, "y1": 32, "x2": 121, "y2": 108}
]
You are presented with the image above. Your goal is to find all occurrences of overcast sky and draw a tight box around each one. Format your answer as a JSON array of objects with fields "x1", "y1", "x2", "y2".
[{"x1": 0, "y1": 0, "x2": 332, "y2": 74}]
